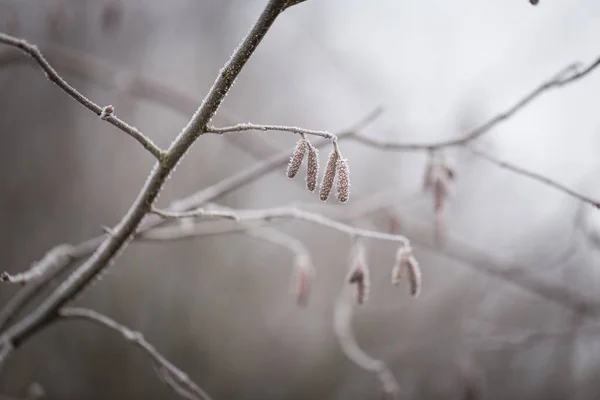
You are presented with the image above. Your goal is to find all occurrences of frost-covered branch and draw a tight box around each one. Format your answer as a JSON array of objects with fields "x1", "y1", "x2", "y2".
[
  {"x1": 206, "y1": 123, "x2": 336, "y2": 141},
  {"x1": 334, "y1": 285, "x2": 400, "y2": 398},
  {"x1": 59, "y1": 307, "x2": 213, "y2": 400},
  {"x1": 150, "y1": 207, "x2": 239, "y2": 221},
  {"x1": 468, "y1": 146, "x2": 600, "y2": 208},
  {"x1": 163, "y1": 206, "x2": 410, "y2": 245},
  {"x1": 0, "y1": 0, "x2": 292, "y2": 363},
  {"x1": 0, "y1": 32, "x2": 163, "y2": 159},
  {"x1": 347, "y1": 58, "x2": 600, "y2": 151}
]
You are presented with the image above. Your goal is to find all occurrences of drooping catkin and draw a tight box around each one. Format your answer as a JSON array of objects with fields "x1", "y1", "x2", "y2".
[
  {"x1": 336, "y1": 158, "x2": 350, "y2": 203},
  {"x1": 406, "y1": 255, "x2": 422, "y2": 298},
  {"x1": 434, "y1": 178, "x2": 448, "y2": 214},
  {"x1": 347, "y1": 242, "x2": 370, "y2": 305},
  {"x1": 391, "y1": 246, "x2": 411, "y2": 285},
  {"x1": 423, "y1": 161, "x2": 434, "y2": 192},
  {"x1": 391, "y1": 246, "x2": 422, "y2": 297},
  {"x1": 287, "y1": 137, "x2": 308, "y2": 178},
  {"x1": 306, "y1": 142, "x2": 319, "y2": 192},
  {"x1": 319, "y1": 149, "x2": 339, "y2": 201},
  {"x1": 292, "y1": 254, "x2": 315, "y2": 307}
]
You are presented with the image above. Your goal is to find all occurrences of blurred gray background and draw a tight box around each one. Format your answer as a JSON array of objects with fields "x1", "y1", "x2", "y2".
[{"x1": 2, "y1": 0, "x2": 600, "y2": 399}]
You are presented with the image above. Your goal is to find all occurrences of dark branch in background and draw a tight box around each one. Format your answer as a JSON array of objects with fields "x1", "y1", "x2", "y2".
[
  {"x1": 59, "y1": 308, "x2": 213, "y2": 400},
  {"x1": 0, "y1": 33, "x2": 163, "y2": 159},
  {"x1": 0, "y1": 0, "x2": 291, "y2": 374}
]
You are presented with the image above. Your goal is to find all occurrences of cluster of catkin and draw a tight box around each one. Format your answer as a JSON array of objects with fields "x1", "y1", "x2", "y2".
[
  {"x1": 346, "y1": 241, "x2": 422, "y2": 305},
  {"x1": 287, "y1": 135, "x2": 350, "y2": 203}
]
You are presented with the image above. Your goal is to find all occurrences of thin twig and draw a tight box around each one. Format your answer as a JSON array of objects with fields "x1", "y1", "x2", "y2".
[
  {"x1": 468, "y1": 146, "x2": 600, "y2": 208},
  {"x1": 0, "y1": 0, "x2": 291, "y2": 352},
  {"x1": 0, "y1": 340, "x2": 13, "y2": 374},
  {"x1": 206, "y1": 123, "x2": 336, "y2": 141},
  {"x1": 150, "y1": 206, "x2": 410, "y2": 246},
  {"x1": 0, "y1": 244, "x2": 73, "y2": 285},
  {"x1": 150, "y1": 207, "x2": 239, "y2": 221},
  {"x1": 347, "y1": 59, "x2": 600, "y2": 151},
  {"x1": 333, "y1": 286, "x2": 400, "y2": 398},
  {"x1": 156, "y1": 366, "x2": 203, "y2": 400},
  {"x1": 0, "y1": 238, "x2": 102, "y2": 330},
  {"x1": 0, "y1": 32, "x2": 164, "y2": 160},
  {"x1": 59, "y1": 307, "x2": 213, "y2": 400}
]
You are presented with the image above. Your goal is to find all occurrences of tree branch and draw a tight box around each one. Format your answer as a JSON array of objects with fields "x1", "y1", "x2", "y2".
[
  {"x1": 59, "y1": 307, "x2": 213, "y2": 400},
  {"x1": 0, "y1": 0, "x2": 290, "y2": 353},
  {"x1": 206, "y1": 123, "x2": 336, "y2": 141},
  {"x1": 347, "y1": 59, "x2": 600, "y2": 151},
  {"x1": 150, "y1": 206, "x2": 410, "y2": 245},
  {"x1": 468, "y1": 146, "x2": 600, "y2": 208},
  {"x1": 334, "y1": 286, "x2": 400, "y2": 398},
  {"x1": 3, "y1": 37, "x2": 598, "y2": 212},
  {"x1": 150, "y1": 207, "x2": 239, "y2": 221},
  {"x1": 0, "y1": 33, "x2": 164, "y2": 160},
  {"x1": 0, "y1": 109, "x2": 380, "y2": 336}
]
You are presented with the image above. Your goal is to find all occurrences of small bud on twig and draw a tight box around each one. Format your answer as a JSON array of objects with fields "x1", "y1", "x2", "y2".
[
  {"x1": 336, "y1": 158, "x2": 350, "y2": 203},
  {"x1": 287, "y1": 136, "x2": 308, "y2": 178},
  {"x1": 100, "y1": 105, "x2": 114, "y2": 120},
  {"x1": 319, "y1": 149, "x2": 339, "y2": 202},
  {"x1": 306, "y1": 142, "x2": 319, "y2": 192}
]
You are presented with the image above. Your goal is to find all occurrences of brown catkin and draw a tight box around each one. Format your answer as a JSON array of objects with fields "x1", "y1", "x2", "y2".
[
  {"x1": 391, "y1": 246, "x2": 411, "y2": 285},
  {"x1": 319, "y1": 149, "x2": 339, "y2": 201},
  {"x1": 336, "y1": 158, "x2": 350, "y2": 203},
  {"x1": 306, "y1": 142, "x2": 319, "y2": 192},
  {"x1": 287, "y1": 137, "x2": 308, "y2": 178},
  {"x1": 292, "y1": 254, "x2": 315, "y2": 307},
  {"x1": 434, "y1": 178, "x2": 448, "y2": 213},
  {"x1": 347, "y1": 242, "x2": 370, "y2": 305},
  {"x1": 406, "y1": 255, "x2": 422, "y2": 298}
]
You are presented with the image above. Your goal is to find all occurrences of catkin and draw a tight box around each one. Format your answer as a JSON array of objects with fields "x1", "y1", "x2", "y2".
[
  {"x1": 293, "y1": 254, "x2": 315, "y2": 307},
  {"x1": 306, "y1": 142, "x2": 319, "y2": 192},
  {"x1": 434, "y1": 178, "x2": 447, "y2": 213},
  {"x1": 319, "y1": 149, "x2": 339, "y2": 201},
  {"x1": 391, "y1": 246, "x2": 411, "y2": 285},
  {"x1": 287, "y1": 137, "x2": 308, "y2": 178},
  {"x1": 406, "y1": 255, "x2": 422, "y2": 298},
  {"x1": 336, "y1": 158, "x2": 350, "y2": 203},
  {"x1": 347, "y1": 242, "x2": 370, "y2": 305}
]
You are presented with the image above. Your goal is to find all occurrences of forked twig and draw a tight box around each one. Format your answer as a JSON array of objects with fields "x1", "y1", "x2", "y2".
[{"x1": 0, "y1": 33, "x2": 163, "y2": 159}]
